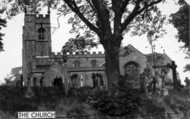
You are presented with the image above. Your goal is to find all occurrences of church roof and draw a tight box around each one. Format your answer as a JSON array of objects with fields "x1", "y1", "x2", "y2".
[
  {"x1": 120, "y1": 44, "x2": 144, "y2": 57},
  {"x1": 145, "y1": 53, "x2": 172, "y2": 65}
]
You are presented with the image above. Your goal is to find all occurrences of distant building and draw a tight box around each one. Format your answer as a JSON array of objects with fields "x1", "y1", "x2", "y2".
[{"x1": 22, "y1": 4, "x2": 173, "y2": 89}]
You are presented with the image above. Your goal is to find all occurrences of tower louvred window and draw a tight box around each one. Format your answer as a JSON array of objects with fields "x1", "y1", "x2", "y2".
[{"x1": 38, "y1": 24, "x2": 46, "y2": 40}]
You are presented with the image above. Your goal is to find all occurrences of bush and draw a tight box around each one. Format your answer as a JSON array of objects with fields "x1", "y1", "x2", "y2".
[
  {"x1": 0, "y1": 86, "x2": 67, "y2": 114},
  {"x1": 89, "y1": 85, "x2": 142, "y2": 117}
]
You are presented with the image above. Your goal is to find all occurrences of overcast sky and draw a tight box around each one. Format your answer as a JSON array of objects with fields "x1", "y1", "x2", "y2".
[{"x1": 0, "y1": 0, "x2": 189, "y2": 84}]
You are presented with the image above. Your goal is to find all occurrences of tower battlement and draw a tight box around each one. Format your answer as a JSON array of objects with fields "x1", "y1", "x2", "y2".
[
  {"x1": 25, "y1": 13, "x2": 50, "y2": 18},
  {"x1": 35, "y1": 14, "x2": 50, "y2": 19},
  {"x1": 49, "y1": 51, "x2": 105, "y2": 58},
  {"x1": 65, "y1": 51, "x2": 104, "y2": 56},
  {"x1": 24, "y1": 13, "x2": 50, "y2": 24},
  {"x1": 35, "y1": 51, "x2": 105, "y2": 64}
]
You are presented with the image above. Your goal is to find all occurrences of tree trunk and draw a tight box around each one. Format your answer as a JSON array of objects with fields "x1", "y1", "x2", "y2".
[{"x1": 102, "y1": 34, "x2": 122, "y2": 90}]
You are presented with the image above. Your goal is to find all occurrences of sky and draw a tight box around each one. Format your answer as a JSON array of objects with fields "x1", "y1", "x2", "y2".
[{"x1": 0, "y1": 0, "x2": 189, "y2": 84}]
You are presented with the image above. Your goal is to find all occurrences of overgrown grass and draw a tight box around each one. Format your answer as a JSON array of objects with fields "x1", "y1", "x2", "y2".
[
  {"x1": 0, "y1": 86, "x2": 98, "y2": 118},
  {"x1": 0, "y1": 86, "x2": 66, "y2": 114},
  {"x1": 1, "y1": 85, "x2": 190, "y2": 119}
]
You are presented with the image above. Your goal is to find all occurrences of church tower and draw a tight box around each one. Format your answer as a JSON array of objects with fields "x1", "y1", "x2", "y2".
[{"x1": 22, "y1": 1, "x2": 52, "y2": 85}]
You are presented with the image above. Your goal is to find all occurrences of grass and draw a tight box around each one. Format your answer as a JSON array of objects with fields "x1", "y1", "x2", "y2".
[
  {"x1": 0, "y1": 86, "x2": 96, "y2": 117},
  {"x1": 1, "y1": 85, "x2": 190, "y2": 119},
  {"x1": 0, "y1": 86, "x2": 65, "y2": 114}
]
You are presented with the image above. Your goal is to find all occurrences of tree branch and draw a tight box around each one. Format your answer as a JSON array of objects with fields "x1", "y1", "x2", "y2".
[
  {"x1": 138, "y1": 0, "x2": 162, "y2": 13},
  {"x1": 64, "y1": 0, "x2": 100, "y2": 34},
  {"x1": 86, "y1": 0, "x2": 96, "y2": 12},
  {"x1": 91, "y1": 0, "x2": 112, "y2": 37},
  {"x1": 121, "y1": 0, "x2": 162, "y2": 31},
  {"x1": 111, "y1": 0, "x2": 123, "y2": 34},
  {"x1": 121, "y1": 0, "x2": 141, "y2": 31},
  {"x1": 119, "y1": 0, "x2": 131, "y2": 16}
]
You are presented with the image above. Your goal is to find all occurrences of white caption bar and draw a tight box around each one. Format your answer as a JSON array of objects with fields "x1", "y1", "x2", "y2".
[{"x1": 18, "y1": 111, "x2": 56, "y2": 119}]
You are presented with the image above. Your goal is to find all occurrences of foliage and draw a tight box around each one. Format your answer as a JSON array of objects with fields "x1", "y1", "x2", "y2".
[
  {"x1": 3, "y1": 67, "x2": 22, "y2": 86},
  {"x1": 170, "y1": 1, "x2": 190, "y2": 73},
  {"x1": 0, "y1": 111, "x2": 15, "y2": 119},
  {"x1": 0, "y1": 86, "x2": 97, "y2": 118},
  {"x1": 163, "y1": 89, "x2": 190, "y2": 118},
  {"x1": 0, "y1": 86, "x2": 68, "y2": 114},
  {"x1": 90, "y1": 89, "x2": 141, "y2": 117},
  {"x1": 55, "y1": 97, "x2": 96, "y2": 118},
  {"x1": 184, "y1": 64, "x2": 190, "y2": 72},
  {"x1": 0, "y1": 86, "x2": 37, "y2": 114},
  {"x1": 0, "y1": 9, "x2": 6, "y2": 51},
  {"x1": 62, "y1": 34, "x2": 97, "y2": 53},
  {"x1": 88, "y1": 78, "x2": 167, "y2": 118},
  {"x1": 170, "y1": 2, "x2": 190, "y2": 49},
  {"x1": 184, "y1": 77, "x2": 190, "y2": 86}
]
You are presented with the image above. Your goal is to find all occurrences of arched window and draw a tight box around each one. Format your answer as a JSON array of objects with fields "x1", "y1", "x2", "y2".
[
  {"x1": 92, "y1": 73, "x2": 98, "y2": 88},
  {"x1": 53, "y1": 77, "x2": 63, "y2": 89},
  {"x1": 33, "y1": 77, "x2": 37, "y2": 87},
  {"x1": 124, "y1": 61, "x2": 140, "y2": 76},
  {"x1": 91, "y1": 60, "x2": 97, "y2": 67},
  {"x1": 70, "y1": 74, "x2": 79, "y2": 88},
  {"x1": 91, "y1": 73, "x2": 104, "y2": 88},
  {"x1": 40, "y1": 76, "x2": 44, "y2": 87},
  {"x1": 38, "y1": 24, "x2": 46, "y2": 40},
  {"x1": 73, "y1": 60, "x2": 80, "y2": 68}
]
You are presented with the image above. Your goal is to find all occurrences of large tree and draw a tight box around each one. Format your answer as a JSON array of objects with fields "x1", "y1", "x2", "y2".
[
  {"x1": 0, "y1": 8, "x2": 6, "y2": 51},
  {"x1": 170, "y1": 1, "x2": 190, "y2": 49},
  {"x1": 171, "y1": 1, "x2": 190, "y2": 72},
  {"x1": 7, "y1": 0, "x2": 166, "y2": 89}
]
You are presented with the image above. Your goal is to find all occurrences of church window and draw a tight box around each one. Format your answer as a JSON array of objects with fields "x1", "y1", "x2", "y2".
[
  {"x1": 38, "y1": 24, "x2": 46, "y2": 40},
  {"x1": 40, "y1": 76, "x2": 44, "y2": 87},
  {"x1": 91, "y1": 60, "x2": 97, "y2": 67},
  {"x1": 73, "y1": 60, "x2": 80, "y2": 68},
  {"x1": 33, "y1": 77, "x2": 37, "y2": 87},
  {"x1": 53, "y1": 77, "x2": 63, "y2": 89},
  {"x1": 70, "y1": 74, "x2": 79, "y2": 88},
  {"x1": 124, "y1": 61, "x2": 140, "y2": 76},
  {"x1": 92, "y1": 73, "x2": 104, "y2": 88}
]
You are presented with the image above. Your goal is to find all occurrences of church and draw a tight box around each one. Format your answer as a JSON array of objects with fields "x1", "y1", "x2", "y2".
[{"x1": 22, "y1": 4, "x2": 173, "y2": 89}]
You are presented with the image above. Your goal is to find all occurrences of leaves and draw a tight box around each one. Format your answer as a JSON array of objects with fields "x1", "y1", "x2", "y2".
[
  {"x1": 89, "y1": 81, "x2": 143, "y2": 116},
  {"x1": 0, "y1": 17, "x2": 6, "y2": 51},
  {"x1": 171, "y1": 2, "x2": 190, "y2": 73},
  {"x1": 62, "y1": 34, "x2": 97, "y2": 53},
  {"x1": 170, "y1": 3, "x2": 190, "y2": 49},
  {"x1": 184, "y1": 64, "x2": 190, "y2": 72}
]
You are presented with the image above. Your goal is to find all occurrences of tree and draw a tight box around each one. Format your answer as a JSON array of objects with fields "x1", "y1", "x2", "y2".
[
  {"x1": 0, "y1": 9, "x2": 6, "y2": 51},
  {"x1": 60, "y1": 0, "x2": 166, "y2": 89},
  {"x1": 171, "y1": 1, "x2": 190, "y2": 73},
  {"x1": 4, "y1": 67, "x2": 23, "y2": 86},
  {"x1": 7, "y1": 0, "x2": 165, "y2": 89},
  {"x1": 170, "y1": 1, "x2": 190, "y2": 49},
  {"x1": 62, "y1": 34, "x2": 97, "y2": 53}
]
